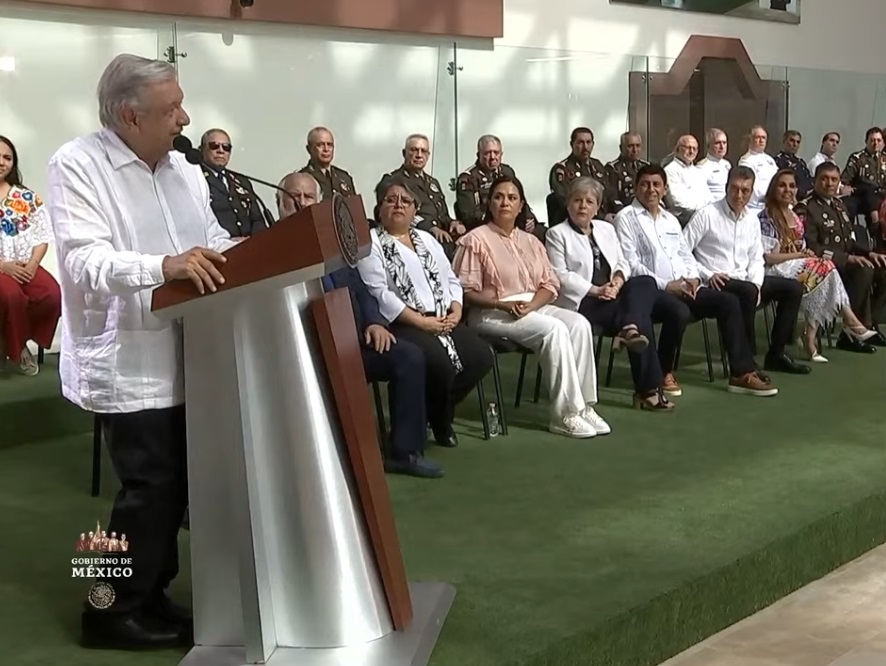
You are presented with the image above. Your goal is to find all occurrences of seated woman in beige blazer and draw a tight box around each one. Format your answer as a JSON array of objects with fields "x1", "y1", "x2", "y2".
[{"x1": 546, "y1": 177, "x2": 674, "y2": 411}]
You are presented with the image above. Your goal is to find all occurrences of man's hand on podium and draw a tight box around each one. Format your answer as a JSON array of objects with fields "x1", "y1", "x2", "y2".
[{"x1": 162, "y1": 247, "x2": 227, "y2": 295}]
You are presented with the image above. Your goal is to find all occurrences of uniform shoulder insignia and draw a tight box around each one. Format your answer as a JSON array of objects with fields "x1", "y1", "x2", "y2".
[
  {"x1": 639, "y1": 159, "x2": 650, "y2": 167},
  {"x1": 849, "y1": 149, "x2": 864, "y2": 158},
  {"x1": 605, "y1": 159, "x2": 619, "y2": 168}
]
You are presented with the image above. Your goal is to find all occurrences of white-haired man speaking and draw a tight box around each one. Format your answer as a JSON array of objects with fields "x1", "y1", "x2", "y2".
[{"x1": 46, "y1": 54, "x2": 237, "y2": 650}]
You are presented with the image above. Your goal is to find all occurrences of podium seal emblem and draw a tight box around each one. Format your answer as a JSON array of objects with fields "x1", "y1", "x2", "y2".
[
  {"x1": 331, "y1": 192, "x2": 359, "y2": 267},
  {"x1": 87, "y1": 582, "x2": 116, "y2": 609}
]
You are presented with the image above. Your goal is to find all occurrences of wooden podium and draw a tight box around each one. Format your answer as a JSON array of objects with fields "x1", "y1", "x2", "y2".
[{"x1": 151, "y1": 194, "x2": 454, "y2": 666}]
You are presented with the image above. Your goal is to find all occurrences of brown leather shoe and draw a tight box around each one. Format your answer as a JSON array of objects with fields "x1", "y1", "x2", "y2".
[
  {"x1": 727, "y1": 372, "x2": 779, "y2": 397},
  {"x1": 662, "y1": 373, "x2": 682, "y2": 397}
]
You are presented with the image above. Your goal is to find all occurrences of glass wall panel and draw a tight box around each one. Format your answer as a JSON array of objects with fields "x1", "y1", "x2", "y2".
[
  {"x1": 0, "y1": 1, "x2": 172, "y2": 197},
  {"x1": 174, "y1": 20, "x2": 455, "y2": 217},
  {"x1": 0, "y1": 0, "x2": 172, "y2": 351},
  {"x1": 644, "y1": 56, "x2": 787, "y2": 164},
  {"x1": 786, "y1": 67, "x2": 886, "y2": 165},
  {"x1": 452, "y1": 45, "x2": 644, "y2": 222}
]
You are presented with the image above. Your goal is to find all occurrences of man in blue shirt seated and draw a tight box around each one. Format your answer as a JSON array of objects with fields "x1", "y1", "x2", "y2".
[{"x1": 277, "y1": 172, "x2": 443, "y2": 478}]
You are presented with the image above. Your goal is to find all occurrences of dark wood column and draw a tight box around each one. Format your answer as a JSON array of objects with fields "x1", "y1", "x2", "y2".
[{"x1": 13, "y1": 0, "x2": 503, "y2": 39}]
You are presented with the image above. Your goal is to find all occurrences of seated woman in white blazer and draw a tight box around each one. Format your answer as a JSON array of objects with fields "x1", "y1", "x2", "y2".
[{"x1": 546, "y1": 177, "x2": 674, "y2": 411}]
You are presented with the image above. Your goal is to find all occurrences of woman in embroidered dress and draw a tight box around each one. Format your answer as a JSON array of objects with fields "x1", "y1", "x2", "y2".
[
  {"x1": 0, "y1": 136, "x2": 61, "y2": 376},
  {"x1": 453, "y1": 175, "x2": 609, "y2": 439},
  {"x1": 358, "y1": 177, "x2": 493, "y2": 447},
  {"x1": 760, "y1": 168, "x2": 875, "y2": 362}
]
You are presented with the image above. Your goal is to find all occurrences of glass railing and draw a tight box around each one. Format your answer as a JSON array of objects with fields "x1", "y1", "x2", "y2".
[
  {"x1": 172, "y1": 20, "x2": 455, "y2": 216},
  {"x1": 785, "y1": 66, "x2": 886, "y2": 160},
  {"x1": 449, "y1": 44, "x2": 644, "y2": 219}
]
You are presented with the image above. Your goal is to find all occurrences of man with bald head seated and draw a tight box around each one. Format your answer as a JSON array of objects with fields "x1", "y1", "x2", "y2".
[
  {"x1": 276, "y1": 171, "x2": 321, "y2": 213},
  {"x1": 696, "y1": 128, "x2": 732, "y2": 200},
  {"x1": 549, "y1": 127, "x2": 614, "y2": 224},
  {"x1": 456, "y1": 134, "x2": 542, "y2": 237},
  {"x1": 278, "y1": 173, "x2": 442, "y2": 479},
  {"x1": 200, "y1": 128, "x2": 270, "y2": 237},
  {"x1": 664, "y1": 134, "x2": 715, "y2": 226},
  {"x1": 606, "y1": 132, "x2": 649, "y2": 212},
  {"x1": 298, "y1": 126, "x2": 356, "y2": 200},
  {"x1": 738, "y1": 125, "x2": 778, "y2": 212},
  {"x1": 375, "y1": 134, "x2": 461, "y2": 248}
]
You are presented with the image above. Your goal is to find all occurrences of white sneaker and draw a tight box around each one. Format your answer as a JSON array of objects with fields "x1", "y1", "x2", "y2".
[
  {"x1": 19, "y1": 347, "x2": 38, "y2": 377},
  {"x1": 549, "y1": 414, "x2": 597, "y2": 439},
  {"x1": 581, "y1": 405, "x2": 611, "y2": 435}
]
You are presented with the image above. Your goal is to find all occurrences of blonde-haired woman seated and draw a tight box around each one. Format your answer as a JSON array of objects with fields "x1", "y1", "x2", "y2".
[
  {"x1": 546, "y1": 177, "x2": 673, "y2": 411},
  {"x1": 760, "y1": 168, "x2": 876, "y2": 361},
  {"x1": 453, "y1": 175, "x2": 609, "y2": 438},
  {"x1": 358, "y1": 176, "x2": 493, "y2": 447}
]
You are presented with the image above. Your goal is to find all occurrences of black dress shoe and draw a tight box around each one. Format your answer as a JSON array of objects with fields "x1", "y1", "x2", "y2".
[
  {"x1": 868, "y1": 330, "x2": 886, "y2": 347},
  {"x1": 763, "y1": 353, "x2": 811, "y2": 375},
  {"x1": 82, "y1": 611, "x2": 186, "y2": 650},
  {"x1": 432, "y1": 427, "x2": 459, "y2": 448},
  {"x1": 836, "y1": 332, "x2": 877, "y2": 354}
]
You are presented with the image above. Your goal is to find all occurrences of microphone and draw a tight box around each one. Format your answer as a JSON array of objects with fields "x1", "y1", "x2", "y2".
[{"x1": 172, "y1": 135, "x2": 301, "y2": 219}]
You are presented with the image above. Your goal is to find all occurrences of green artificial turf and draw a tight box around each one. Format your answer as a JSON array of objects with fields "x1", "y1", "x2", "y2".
[{"x1": 0, "y1": 335, "x2": 883, "y2": 666}]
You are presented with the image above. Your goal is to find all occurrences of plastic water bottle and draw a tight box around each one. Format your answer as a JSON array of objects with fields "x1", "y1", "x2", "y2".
[{"x1": 486, "y1": 403, "x2": 501, "y2": 438}]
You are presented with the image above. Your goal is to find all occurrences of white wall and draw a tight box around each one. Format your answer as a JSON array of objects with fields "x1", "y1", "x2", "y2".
[{"x1": 500, "y1": 0, "x2": 886, "y2": 74}]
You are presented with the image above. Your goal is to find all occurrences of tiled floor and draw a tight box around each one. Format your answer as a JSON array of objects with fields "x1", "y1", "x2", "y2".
[{"x1": 660, "y1": 545, "x2": 886, "y2": 666}]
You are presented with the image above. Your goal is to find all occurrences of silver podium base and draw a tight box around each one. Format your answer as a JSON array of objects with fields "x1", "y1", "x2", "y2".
[{"x1": 179, "y1": 582, "x2": 455, "y2": 666}]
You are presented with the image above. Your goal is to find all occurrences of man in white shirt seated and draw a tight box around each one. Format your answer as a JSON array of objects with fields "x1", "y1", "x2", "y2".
[
  {"x1": 47, "y1": 54, "x2": 237, "y2": 650},
  {"x1": 616, "y1": 164, "x2": 777, "y2": 398},
  {"x1": 683, "y1": 166, "x2": 809, "y2": 375},
  {"x1": 807, "y1": 131, "x2": 841, "y2": 175},
  {"x1": 664, "y1": 134, "x2": 716, "y2": 226},
  {"x1": 738, "y1": 125, "x2": 779, "y2": 212},
  {"x1": 697, "y1": 128, "x2": 731, "y2": 200}
]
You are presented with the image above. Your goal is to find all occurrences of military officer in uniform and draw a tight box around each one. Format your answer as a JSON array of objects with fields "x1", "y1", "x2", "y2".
[
  {"x1": 605, "y1": 132, "x2": 648, "y2": 213},
  {"x1": 200, "y1": 128, "x2": 271, "y2": 237},
  {"x1": 456, "y1": 134, "x2": 542, "y2": 238},
  {"x1": 298, "y1": 126, "x2": 356, "y2": 200},
  {"x1": 841, "y1": 127, "x2": 886, "y2": 229},
  {"x1": 774, "y1": 130, "x2": 813, "y2": 199},
  {"x1": 548, "y1": 127, "x2": 613, "y2": 225},
  {"x1": 797, "y1": 162, "x2": 886, "y2": 352},
  {"x1": 376, "y1": 134, "x2": 460, "y2": 252}
]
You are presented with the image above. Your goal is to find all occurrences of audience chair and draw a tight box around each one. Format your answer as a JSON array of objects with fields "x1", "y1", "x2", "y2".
[
  {"x1": 545, "y1": 193, "x2": 565, "y2": 227},
  {"x1": 673, "y1": 317, "x2": 722, "y2": 383},
  {"x1": 480, "y1": 335, "x2": 545, "y2": 435}
]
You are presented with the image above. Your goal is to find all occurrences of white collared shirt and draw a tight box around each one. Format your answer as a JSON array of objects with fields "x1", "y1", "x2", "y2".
[
  {"x1": 807, "y1": 151, "x2": 836, "y2": 175},
  {"x1": 683, "y1": 199, "x2": 765, "y2": 286},
  {"x1": 664, "y1": 158, "x2": 716, "y2": 214},
  {"x1": 357, "y1": 229, "x2": 462, "y2": 323},
  {"x1": 46, "y1": 128, "x2": 237, "y2": 413},
  {"x1": 738, "y1": 151, "x2": 778, "y2": 210},
  {"x1": 615, "y1": 200, "x2": 700, "y2": 289},
  {"x1": 697, "y1": 154, "x2": 732, "y2": 199}
]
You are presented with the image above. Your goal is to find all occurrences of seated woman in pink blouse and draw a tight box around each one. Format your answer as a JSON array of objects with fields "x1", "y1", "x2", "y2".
[
  {"x1": 0, "y1": 136, "x2": 61, "y2": 376},
  {"x1": 453, "y1": 175, "x2": 609, "y2": 439}
]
